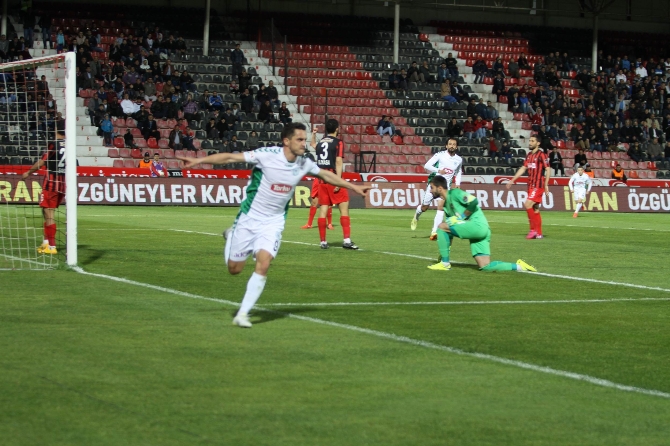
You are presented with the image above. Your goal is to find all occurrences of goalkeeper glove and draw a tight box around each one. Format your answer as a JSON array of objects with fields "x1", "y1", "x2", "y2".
[{"x1": 446, "y1": 214, "x2": 465, "y2": 227}]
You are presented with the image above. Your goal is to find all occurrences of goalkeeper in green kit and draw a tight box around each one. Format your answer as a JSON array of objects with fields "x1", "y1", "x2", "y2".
[{"x1": 427, "y1": 176, "x2": 537, "y2": 272}]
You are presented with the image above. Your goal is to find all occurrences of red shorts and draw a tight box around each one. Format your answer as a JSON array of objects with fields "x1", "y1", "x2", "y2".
[
  {"x1": 318, "y1": 182, "x2": 349, "y2": 206},
  {"x1": 39, "y1": 190, "x2": 65, "y2": 208},
  {"x1": 310, "y1": 178, "x2": 320, "y2": 199},
  {"x1": 527, "y1": 187, "x2": 545, "y2": 204}
]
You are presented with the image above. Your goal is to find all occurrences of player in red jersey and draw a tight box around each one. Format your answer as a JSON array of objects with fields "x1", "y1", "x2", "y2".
[
  {"x1": 506, "y1": 135, "x2": 551, "y2": 239},
  {"x1": 21, "y1": 130, "x2": 66, "y2": 254},
  {"x1": 314, "y1": 118, "x2": 358, "y2": 249},
  {"x1": 301, "y1": 132, "x2": 333, "y2": 230}
]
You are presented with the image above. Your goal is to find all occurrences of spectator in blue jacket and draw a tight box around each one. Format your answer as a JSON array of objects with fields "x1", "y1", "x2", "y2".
[
  {"x1": 209, "y1": 91, "x2": 224, "y2": 111},
  {"x1": 436, "y1": 62, "x2": 450, "y2": 84},
  {"x1": 100, "y1": 114, "x2": 114, "y2": 146}
]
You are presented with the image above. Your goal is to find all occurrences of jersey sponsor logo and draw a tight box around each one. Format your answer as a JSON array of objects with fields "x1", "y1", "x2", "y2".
[
  {"x1": 441, "y1": 168, "x2": 454, "y2": 175},
  {"x1": 271, "y1": 183, "x2": 292, "y2": 194},
  {"x1": 527, "y1": 162, "x2": 537, "y2": 169}
]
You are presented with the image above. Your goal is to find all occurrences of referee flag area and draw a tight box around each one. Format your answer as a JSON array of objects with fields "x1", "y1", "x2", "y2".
[{"x1": 1, "y1": 206, "x2": 669, "y2": 445}]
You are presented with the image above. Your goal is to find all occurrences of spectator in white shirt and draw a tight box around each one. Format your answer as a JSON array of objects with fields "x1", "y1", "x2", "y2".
[
  {"x1": 615, "y1": 70, "x2": 627, "y2": 83},
  {"x1": 120, "y1": 93, "x2": 141, "y2": 116},
  {"x1": 635, "y1": 62, "x2": 648, "y2": 78}
]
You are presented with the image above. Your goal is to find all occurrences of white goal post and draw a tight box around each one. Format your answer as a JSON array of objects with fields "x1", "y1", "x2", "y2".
[{"x1": 0, "y1": 52, "x2": 77, "y2": 269}]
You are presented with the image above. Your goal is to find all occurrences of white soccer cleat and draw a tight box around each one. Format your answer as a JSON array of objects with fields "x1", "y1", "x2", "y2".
[{"x1": 233, "y1": 313, "x2": 252, "y2": 328}]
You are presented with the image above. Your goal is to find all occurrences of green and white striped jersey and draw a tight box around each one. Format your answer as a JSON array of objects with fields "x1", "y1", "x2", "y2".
[{"x1": 241, "y1": 147, "x2": 321, "y2": 219}]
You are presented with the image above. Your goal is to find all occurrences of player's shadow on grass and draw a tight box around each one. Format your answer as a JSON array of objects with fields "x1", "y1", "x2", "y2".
[
  {"x1": 78, "y1": 245, "x2": 105, "y2": 265},
  {"x1": 228, "y1": 307, "x2": 317, "y2": 325}
]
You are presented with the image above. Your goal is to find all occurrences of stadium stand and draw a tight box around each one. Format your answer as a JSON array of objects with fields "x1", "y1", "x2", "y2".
[{"x1": 1, "y1": 4, "x2": 668, "y2": 178}]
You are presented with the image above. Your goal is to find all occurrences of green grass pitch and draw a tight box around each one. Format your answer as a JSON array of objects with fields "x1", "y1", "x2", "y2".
[{"x1": 1, "y1": 206, "x2": 670, "y2": 445}]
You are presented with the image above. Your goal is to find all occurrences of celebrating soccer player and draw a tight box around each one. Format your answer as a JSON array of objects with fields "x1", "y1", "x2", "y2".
[
  {"x1": 506, "y1": 136, "x2": 551, "y2": 239},
  {"x1": 21, "y1": 130, "x2": 66, "y2": 255},
  {"x1": 314, "y1": 119, "x2": 358, "y2": 250},
  {"x1": 568, "y1": 164, "x2": 592, "y2": 217},
  {"x1": 411, "y1": 138, "x2": 462, "y2": 240},
  {"x1": 427, "y1": 176, "x2": 536, "y2": 272},
  {"x1": 177, "y1": 123, "x2": 371, "y2": 328}
]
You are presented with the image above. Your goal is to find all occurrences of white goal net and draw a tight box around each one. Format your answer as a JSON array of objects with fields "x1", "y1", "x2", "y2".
[{"x1": 0, "y1": 53, "x2": 77, "y2": 270}]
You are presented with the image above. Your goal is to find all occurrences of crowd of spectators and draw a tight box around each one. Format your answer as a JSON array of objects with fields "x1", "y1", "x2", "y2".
[
  {"x1": 484, "y1": 48, "x2": 670, "y2": 164},
  {"x1": 63, "y1": 21, "x2": 289, "y2": 153}
]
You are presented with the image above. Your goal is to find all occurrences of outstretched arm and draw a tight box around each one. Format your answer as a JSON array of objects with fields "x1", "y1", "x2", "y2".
[
  {"x1": 317, "y1": 169, "x2": 371, "y2": 196},
  {"x1": 177, "y1": 152, "x2": 247, "y2": 168}
]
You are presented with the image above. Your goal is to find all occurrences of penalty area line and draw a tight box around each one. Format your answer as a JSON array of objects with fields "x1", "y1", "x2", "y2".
[
  {"x1": 71, "y1": 265, "x2": 670, "y2": 400},
  {"x1": 164, "y1": 229, "x2": 670, "y2": 294}
]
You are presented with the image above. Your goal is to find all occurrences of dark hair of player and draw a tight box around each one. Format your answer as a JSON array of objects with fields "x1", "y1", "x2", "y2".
[
  {"x1": 281, "y1": 122, "x2": 307, "y2": 141},
  {"x1": 325, "y1": 118, "x2": 339, "y2": 134},
  {"x1": 431, "y1": 175, "x2": 449, "y2": 190},
  {"x1": 447, "y1": 137, "x2": 459, "y2": 146}
]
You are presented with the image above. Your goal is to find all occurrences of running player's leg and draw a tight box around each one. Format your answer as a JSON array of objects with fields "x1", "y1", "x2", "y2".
[
  {"x1": 232, "y1": 220, "x2": 282, "y2": 327},
  {"x1": 573, "y1": 190, "x2": 585, "y2": 217},
  {"x1": 317, "y1": 183, "x2": 333, "y2": 247},
  {"x1": 327, "y1": 206, "x2": 333, "y2": 229},
  {"x1": 302, "y1": 196, "x2": 318, "y2": 229},
  {"x1": 411, "y1": 184, "x2": 432, "y2": 230},
  {"x1": 334, "y1": 189, "x2": 357, "y2": 249}
]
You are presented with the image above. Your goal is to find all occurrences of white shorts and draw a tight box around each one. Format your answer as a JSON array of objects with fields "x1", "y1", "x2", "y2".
[
  {"x1": 573, "y1": 189, "x2": 587, "y2": 202},
  {"x1": 224, "y1": 213, "x2": 284, "y2": 263}
]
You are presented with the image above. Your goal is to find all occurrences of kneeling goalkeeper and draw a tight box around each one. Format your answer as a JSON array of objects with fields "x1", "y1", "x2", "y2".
[{"x1": 427, "y1": 176, "x2": 536, "y2": 272}]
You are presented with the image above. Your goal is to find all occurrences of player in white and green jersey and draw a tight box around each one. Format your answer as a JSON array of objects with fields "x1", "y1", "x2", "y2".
[
  {"x1": 426, "y1": 176, "x2": 537, "y2": 272},
  {"x1": 411, "y1": 137, "x2": 462, "y2": 240},
  {"x1": 178, "y1": 123, "x2": 370, "y2": 328},
  {"x1": 568, "y1": 165, "x2": 592, "y2": 217}
]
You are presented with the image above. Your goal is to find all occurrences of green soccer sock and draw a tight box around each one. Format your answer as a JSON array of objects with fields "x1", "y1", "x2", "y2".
[
  {"x1": 437, "y1": 231, "x2": 452, "y2": 265},
  {"x1": 480, "y1": 260, "x2": 519, "y2": 272}
]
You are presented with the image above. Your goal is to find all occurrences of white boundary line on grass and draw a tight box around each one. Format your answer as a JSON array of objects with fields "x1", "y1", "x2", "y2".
[
  {"x1": 263, "y1": 297, "x2": 670, "y2": 307},
  {"x1": 167, "y1": 229, "x2": 670, "y2": 295},
  {"x1": 70, "y1": 265, "x2": 670, "y2": 400},
  {"x1": 486, "y1": 220, "x2": 670, "y2": 233}
]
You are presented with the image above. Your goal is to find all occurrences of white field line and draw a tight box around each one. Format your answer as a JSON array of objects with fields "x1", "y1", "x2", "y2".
[
  {"x1": 71, "y1": 265, "x2": 670, "y2": 400},
  {"x1": 167, "y1": 229, "x2": 670, "y2": 295},
  {"x1": 486, "y1": 220, "x2": 670, "y2": 233},
  {"x1": 264, "y1": 297, "x2": 670, "y2": 307}
]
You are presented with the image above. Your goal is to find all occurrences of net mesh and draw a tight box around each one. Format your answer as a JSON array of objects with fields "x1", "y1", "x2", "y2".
[{"x1": 0, "y1": 56, "x2": 68, "y2": 270}]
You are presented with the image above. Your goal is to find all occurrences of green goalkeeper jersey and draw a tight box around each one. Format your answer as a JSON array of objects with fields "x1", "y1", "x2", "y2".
[{"x1": 445, "y1": 188, "x2": 488, "y2": 225}]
